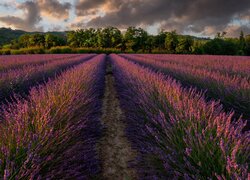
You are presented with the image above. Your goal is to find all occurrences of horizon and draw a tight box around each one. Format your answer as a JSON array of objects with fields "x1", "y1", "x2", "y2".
[{"x1": 0, "y1": 0, "x2": 249, "y2": 38}]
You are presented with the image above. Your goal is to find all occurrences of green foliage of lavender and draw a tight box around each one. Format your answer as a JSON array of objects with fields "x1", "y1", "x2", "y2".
[
  {"x1": 122, "y1": 54, "x2": 250, "y2": 120},
  {"x1": 0, "y1": 54, "x2": 95, "y2": 103},
  {"x1": 0, "y1": 54, "x2": 105, "y2": 179},
  {"x1": 111, "y1": 54, "x2": 249, "y2": 179},
  {"x1": 0, "y1": 54, "x2": 82, "y2": 72}
]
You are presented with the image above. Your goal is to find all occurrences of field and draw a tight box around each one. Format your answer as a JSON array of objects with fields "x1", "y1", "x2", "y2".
[{"x1": 0, "y1": 54, "x2": 249, "y2": 179}]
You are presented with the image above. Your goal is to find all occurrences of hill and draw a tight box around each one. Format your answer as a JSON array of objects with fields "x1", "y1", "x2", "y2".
[
  {"x1": 0, "y1": 28, "x2": 66, "y2": 46},
  {"x1": 0, "y1": 28, "x2": 27, "y2": 46}
]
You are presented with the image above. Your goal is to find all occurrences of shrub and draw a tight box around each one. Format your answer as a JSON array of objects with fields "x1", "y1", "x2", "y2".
[
  {"x1": 0, "y1": 49, "x2": 11, "y2": 55},
  {"x1": 48, "y1": 46, "x2": 73, "y2": 54},
  {"x1": 10, "y1": 47, "x2": 45, "y2": 55}
]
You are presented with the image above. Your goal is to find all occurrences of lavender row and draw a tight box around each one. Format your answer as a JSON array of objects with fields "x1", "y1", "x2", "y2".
[
  {"x1": 0, "y1": 54, "x2": 95, "y2": 103},
  {"x1": 0, "y1": 54, "x2": 106, "y2": 179},
  {"x1": 121, "y1": 54, "x2": 250, "y2": 120},
  {"x1": 110, "y1": 54, "x2": 249, "y2": 179},
  {"x1": 135, "y1": 54, "x2": 250, "y2": 79},
  {"x1": 0, "y1": 54, "x2": 83, "y2": 72}
]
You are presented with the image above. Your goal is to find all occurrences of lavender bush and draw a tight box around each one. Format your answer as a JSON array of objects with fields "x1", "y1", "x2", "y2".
[
  {"x1": 0, "y1": 54, "x2": 95, "y2": 103},
  {"x1": 111, "y1": 54, "x2": 249, "y2": 179},
  {"x1": 0, "y1": 54, "x2": 83, "y2": 72},
  {"x1": 0, "y1": 54, "x2": 105, "y2": 179},
  {"x1": 134, "y1": 54, "x2": 250, "y2": 79},
  {"x1": 121, "y1": 54, "x2": 250, "y2": 120}
]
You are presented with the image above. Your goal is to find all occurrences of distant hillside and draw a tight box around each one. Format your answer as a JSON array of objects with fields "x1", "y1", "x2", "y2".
[
  {"x1": 0, "y1": 28, "x2": 27, "y2": 46},
  {"x1": 0, "y1": 28, "x2": 66, "y2": 46}
]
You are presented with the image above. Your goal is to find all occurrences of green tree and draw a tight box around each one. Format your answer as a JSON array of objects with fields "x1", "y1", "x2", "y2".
[
  {"x1": 238, "y1": 31, "x2": 246, "y2": 55},
  {"x1": 10, "y1": 39, "x2": 20, "y2": 49},
  {"x1": 216, "y1": 31, "x2": 227, "y2": 39},
  {"x1": 29, "y1": 34, "x2": 45, "y2": 47},
  {"x1": 165, "y1": 31, "x2": 178, "y2": 53},
  {"x1": 117, "y1": 38, "x2": 127, "y2": 52},
  {"x1": 203, "y1": 38, "x2": 237, "y2": 55},
  {"x1": 153, "y1": 31, "x2": 166, "y2": 51},
  {"x1": 97, "y1": 27, "x2": 122, "y2": 48},
  {"x1": 191, "y1": 40, "x2": 206, "y2": 54},
  {"x1": 124, "y1": 27, "x2": 148, "y2": 52},
  {"x1": 67, "y1": 31, "x2": 80, "y2": 48},
  {"x1": 45, "y1": 34, "x2": 57, "y2": 49},
  {"x1": 145, "y1": 35, "x2": 154, "y2": 53},
  {"x1": 18, "y1": 34, "x2": 31, "y2": 48},
  {"x1": 78, "y1": 28, "x2": 98, "y2": 47},
  {"x1": 176, "y1": 36, "x2": 194, "y2": 54},
  {"x1": 245, "y1": 35, "x2": 250, "y2": 55},
  {"x1": 44, "y1": 34, "x2": 66, "y2": 49}
]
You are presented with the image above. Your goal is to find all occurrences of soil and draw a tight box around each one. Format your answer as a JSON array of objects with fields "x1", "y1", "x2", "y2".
[{"x1": 97, "y1": 60, "x2": 137, "y2": 180}]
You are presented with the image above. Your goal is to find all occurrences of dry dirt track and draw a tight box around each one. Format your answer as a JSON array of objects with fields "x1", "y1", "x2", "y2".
[{"x1": 97, "y1": 59, "x2": 137, "y2": 180}]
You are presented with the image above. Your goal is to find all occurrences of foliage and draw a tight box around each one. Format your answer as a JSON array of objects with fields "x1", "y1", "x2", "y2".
[
  {"x1": 0, "y1": 27, "x2": 250, "y2": 55},
  {"x1": 111, "y1": 54, "x2": 249, "y2": 179},
  {"x1": 0, "y1": 54, "x2": 94, "y2": 102},
  {"x1": 67, "y1": 27, "x2": 122, "y2": 49},
  {"x1": 0, "y1": 55, "x2": 105, "y2": 178},
  {"x1": 124, "y1": 27, "x2": 148, "y2": 52},
  {"x1": 16, "y1": 33, "x2": 66, "y2": 49},
  {"x1": 203, "y1": 38, "x2": 238, "y2": 55},
  {"x1": 48, "y1": 46, "x2": 72, "y2": 54},
  {"x1": 176, "y1": 36, "x2": 194, "y2": 54},
  {"x1": 122, "y1": 54, "x2": 250, "y2": 120},
  {"x1": 10, "y1": 47, "x2": 45, "y2": 55},
  {"x1": 0, "y1": 49, "x2": 11, "y2": 55},
  {"x1": 0, "y1": 28, "x2": 26, "y2": 46},
  {"x1": 245, "y1": 35, "x2": 250, "y2": 55},
  {"x1": 165, "y1": 31, "x2": 179, "y2": 53}
]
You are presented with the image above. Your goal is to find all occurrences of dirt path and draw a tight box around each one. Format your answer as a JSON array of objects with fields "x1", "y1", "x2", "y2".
[{"x1": 98, "y1": 59, "x2": 137, "y2": 180}]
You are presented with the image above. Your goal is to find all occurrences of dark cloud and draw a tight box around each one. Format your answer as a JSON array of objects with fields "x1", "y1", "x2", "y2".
[
  {"x1": 76, "y1": 0, "x2": 107, "y2": 16},
  {"x1": 74, "y1": 0, "x2": 250, "y2": 36},
  {"x1": 225, "y1": 25, "x2": 250, "y2": 37},
  {"x1": 48, "y1": 25, "x2": 64, "y2": 32},
  {"x1": 0, "y1": 0, "x2": 249, "y2": 36},
  {"x1": 0, "y1": 0, "x2": 72, "y2": 31},
  {"x1": 237, "y1": 10, "x2": 250, "y2": 21},
  {"x1": 0, "y1": 1, "x2": 43, "y2": 31},
  {"x1": 38, "y1": 0, "x2": 72, "y2": 20}
]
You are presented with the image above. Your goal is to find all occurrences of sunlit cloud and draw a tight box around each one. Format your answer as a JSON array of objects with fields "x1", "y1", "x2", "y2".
[{"x1": 0, "y1": 0, "x2": 249, "y2": 36}]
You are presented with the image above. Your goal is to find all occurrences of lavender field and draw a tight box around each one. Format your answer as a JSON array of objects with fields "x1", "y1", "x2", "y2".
[{"x1": 0, "y1": 54, "x2": 249, "y2": 179}]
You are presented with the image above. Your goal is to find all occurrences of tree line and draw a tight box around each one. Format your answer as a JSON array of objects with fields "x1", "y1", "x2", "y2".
[{"x1": 1, "y1": 27, "x2": 250, "y2": 55}]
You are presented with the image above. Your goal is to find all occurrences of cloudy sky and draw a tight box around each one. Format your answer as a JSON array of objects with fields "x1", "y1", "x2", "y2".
[{"x1": 0, "y1": 0, "x2": 249, "y2": 37}]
